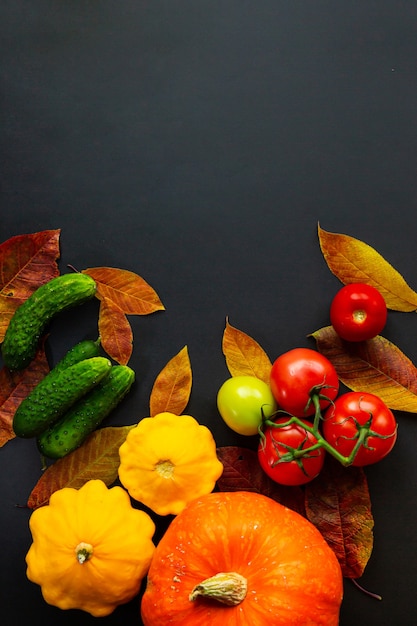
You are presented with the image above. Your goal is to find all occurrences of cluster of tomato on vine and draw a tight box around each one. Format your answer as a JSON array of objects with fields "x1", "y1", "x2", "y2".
[{"x1": 217, "y1": 282, "x2": 398, "y2": 486}]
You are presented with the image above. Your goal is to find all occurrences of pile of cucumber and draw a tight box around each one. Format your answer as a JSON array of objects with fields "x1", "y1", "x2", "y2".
[{"x1": 1, "y1": 273, "x2": 135, "y2": 459}]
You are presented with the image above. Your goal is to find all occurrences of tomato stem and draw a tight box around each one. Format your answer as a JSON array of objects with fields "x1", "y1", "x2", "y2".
[
  {"x1": 263, "y1": 396, "x2": 373, "y2": 467},
  {"x1": 312, "y1": 393, "x2": 323, "y2": 432}
]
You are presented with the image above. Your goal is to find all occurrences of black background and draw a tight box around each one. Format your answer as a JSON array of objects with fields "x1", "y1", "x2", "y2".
[{"x1": 2, "y1": 2, "x2": 417, "y2": 624}]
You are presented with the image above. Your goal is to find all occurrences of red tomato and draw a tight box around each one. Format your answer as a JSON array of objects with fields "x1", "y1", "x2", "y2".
[
  {"x1": 269, "y1": 348, "x2": 339, "y2": 417},
  {"x1": 258, "y1": 417, "x2": 325, "y2": 485},
  {"x1": 330, "y1": 283, "x2": 387, "y2": 342},
  {"x1": 322, "y1": 391, "x2": 397, "y2": 466}
]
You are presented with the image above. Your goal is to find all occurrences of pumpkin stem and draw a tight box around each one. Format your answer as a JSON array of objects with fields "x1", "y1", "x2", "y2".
[
  {"x1": 75, "y1": 542, "x2": 94, "y2": 564},
  {"x1": 189, "y1": 572, "x2": 248, "y2": 606}
]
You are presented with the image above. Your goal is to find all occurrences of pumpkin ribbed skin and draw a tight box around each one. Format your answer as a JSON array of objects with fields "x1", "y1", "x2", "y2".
[
  {"x1": 141, "y1": 491, "x2": 343, "y2": 626},
  {"x1": 26, "y1": 479, "x2": 156, "y2": 617}
]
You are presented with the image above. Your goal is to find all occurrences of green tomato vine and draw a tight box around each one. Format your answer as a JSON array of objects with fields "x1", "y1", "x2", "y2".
[{"x1": 259, "y1": 383, "x2": 397, "y2": 469}]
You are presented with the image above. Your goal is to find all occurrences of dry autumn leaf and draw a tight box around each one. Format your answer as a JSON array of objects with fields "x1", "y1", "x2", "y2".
[
  {"x1": 82, "y1": 266, "x2": 165, "y2": 365},
  {"x1": 0, "y1": 343, "x2": 50, "y2": 447},
  {"x1": 98, "y1": 298, "x2": 133, "y2": 365},
  {"x1": 149, "y1": 346, "x2": 192, "y2": 416},
  {"x1": 312, "y1": 325, "x2": 417, "y2": 412},
  {"x1": 27, "y1": 425, "x2": 135, "y2": 509},
  {"x1": 222, "y1": 319, "x2": 272, "y2": 384},
  {"x1": 318, "y1": 224, "x2": 417, "y2": 312},
  {"x1": 0, "y1": 230, "x2": 61, "y2": 341},
  {"x1": 82, "y1": 266, "x2": 165, "y2": 315},
  {"x1": 216, "y1": 446, "x2": 306, "y2": 516},
  {"x1": 305, "y1": 456, "x2": 374, "y2": 579}
]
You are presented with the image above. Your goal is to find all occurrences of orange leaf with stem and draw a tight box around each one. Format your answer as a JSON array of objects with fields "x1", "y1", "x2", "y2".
[
  {"x1": 98, "y1": 298, "x2": 133, "y2": 365},
  {"x1": 149, "y1": 346, "x2": 192, "y2": 416},
  {"x1": 82, "y1": 267, "x2": 165, "y2": 315},
  {"x1": 312, "y1": 325, "x2": 417, "y2": 412},
  {"x1": 0, "y1": 342, "x2": 50, "y2": 447},
  {"x1": 0, "y1": 230, "x2": 61, "y2": 341},
  {"x1": 222, "y1": 318, "x2": 272, "y2": 384},
  {"x1": 27, "y1": 425, "x2": 135, "y2": 509},
  {"x1": 318, "y1": 224, "x2": 417, "y2": 312}
]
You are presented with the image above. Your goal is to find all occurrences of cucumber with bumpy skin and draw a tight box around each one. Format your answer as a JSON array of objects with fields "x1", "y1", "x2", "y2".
[
  {"x1": 13, "y1": 356, "x2": 112, "y2": 438},
  {"x1": 2, "y1": 273, "x2": 97, "y2": 371},
  {"x1": 37, "y1": 365, "x2": 135, "y2": 459},
  {"x1": 49, "y1": 337, "x2": 101, "y2": 374},
  {"x1": 17, "y1": 338, "x2": 101, "y2": 429}
]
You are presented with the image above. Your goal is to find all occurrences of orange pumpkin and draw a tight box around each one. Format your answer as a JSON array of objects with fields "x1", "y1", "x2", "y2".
[{"x1": 141, "y1": 491, "x2": 343, "y2": 625}]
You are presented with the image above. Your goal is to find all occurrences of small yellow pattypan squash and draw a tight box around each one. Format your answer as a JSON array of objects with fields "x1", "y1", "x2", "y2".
[
  {"x1": 118, "y1": 412, "x2": 224, "y2": 516},
  {"x1": 25, "y1": 479, "x2": 156, "y2": 617}
]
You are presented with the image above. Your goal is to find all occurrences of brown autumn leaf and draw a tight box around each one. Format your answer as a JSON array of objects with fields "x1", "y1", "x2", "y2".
[
  {"x1": 0, "y1": 296, "x2": 22, "y2": 346},
  {"x1": 0, "y1": 343, "x2": 50, "y2": 447},
  {"x1": 312, "y1": 325, "x2": 417, "y2": 412},
  {"x1": 216, "y1": 446, "x2": 306, "y2": 517},
  {"x1": 82, "y1": 267, "x2": 165, "y2": 315},
  {"x1": 305, "y1": 456, "x2": 374, "y2": 578},
  {"x1": 222, "y1": 319, "x2": 272, "y2": 384},
  {"x1": 27, "y1": 425, "x2": 135, "y2": 509},
  {"x1": 149, "y1": 346, "x2": 192, "y2": 416},
  {"x1": 318, "y1": 224, "x2": 417, "y2": 312},
  {"x1": 98, "y1": 298, "x2": 133, "y2": 365},
  {"x1": 0, "y1": 230, "x2": 61, "y2": 341}
]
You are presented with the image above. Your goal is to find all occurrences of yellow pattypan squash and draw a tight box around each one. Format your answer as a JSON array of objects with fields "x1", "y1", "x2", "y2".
[
  {"x1": 118, "y1": 412, "x2": 224, "y2": 516},
  {"x1": 25, "y1": 479, "x2": 156, "y2": 617}
]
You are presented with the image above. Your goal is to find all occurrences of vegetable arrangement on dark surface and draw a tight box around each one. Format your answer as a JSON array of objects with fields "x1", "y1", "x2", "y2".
[{"x1": 1, "y1": 225, "x2": 417, "y2": 623}]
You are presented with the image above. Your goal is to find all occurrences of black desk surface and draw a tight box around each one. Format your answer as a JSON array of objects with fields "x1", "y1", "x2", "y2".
[{"x1": 2, "y1": 2, "x2": 417, "y2": 624}]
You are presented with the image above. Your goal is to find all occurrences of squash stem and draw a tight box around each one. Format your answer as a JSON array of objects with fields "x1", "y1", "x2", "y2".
[
  {"x1": 75, "y1": 541, "x2": 94, "y2": 564},
  {"x1": 189, "y1": 572, "x2": 247, "y2": 606}
]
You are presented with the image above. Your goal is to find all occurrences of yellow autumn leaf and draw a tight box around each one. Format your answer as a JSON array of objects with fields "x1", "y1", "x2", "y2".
[
  {"x1": 312, "y1": 325, "x2": 417, "y2": 412},
  {"x1": 27, "y1": 425, "x2": 135, "y2": 509},
  {"x1": 149, "y1": 346, "x2": 192, "y2": 416},
  {"x1": 318, "y1": 224, "x2": 417, "y2": 312},
  {"x1": 222, "y1": 319, "x2": 272, "y2": 384}
]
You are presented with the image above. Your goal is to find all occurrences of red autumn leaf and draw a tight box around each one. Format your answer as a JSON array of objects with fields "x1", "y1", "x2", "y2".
[
  {"x1": 312, "y1": 325, "x2": 417, "y2": 412},
  {"x1": 0, "y1": 230, "x2": 61, "y2": 341},
  {"x1": 216, "y1": 446, "x2": 306, "y2": 517},
  {"x1": 27, "y1": 425, "x2": 135, "y2": 509},
  {"x1": 98, "y1": 298, "x2": 133, "y2": 365},
  {"x1": 0, "y1": 343, "x2": 50, "y2": 447},
  {"x1": 82, "y1": 267, "x2": 165, "y2": 315},
  {"x1": 222, "y1": 319, "x2": 273, "y2": 384},
  {"x1": 149, "y1": 346, "x2": 192, "y2": 416},
  {"x1": 304, "y1": 456, "x2": 374, "y2": 578}
]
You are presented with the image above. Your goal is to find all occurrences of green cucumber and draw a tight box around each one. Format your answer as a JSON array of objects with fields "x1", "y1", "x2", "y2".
[
  {"x1": 50, "y1": 338, "x2": 101, "y2": 374},
  {"x1": 13, "y1": 356, "x2": 111, "y2": 438},
  {"x1": 10, "y1": 339, "x2": 100, "y2": 439},
  {"x1": 37, "y1": 365, "x2": 135, "y2": 459},
  {"x1": 2, "y1": 273, "x2": 97, "y2": 371}
]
